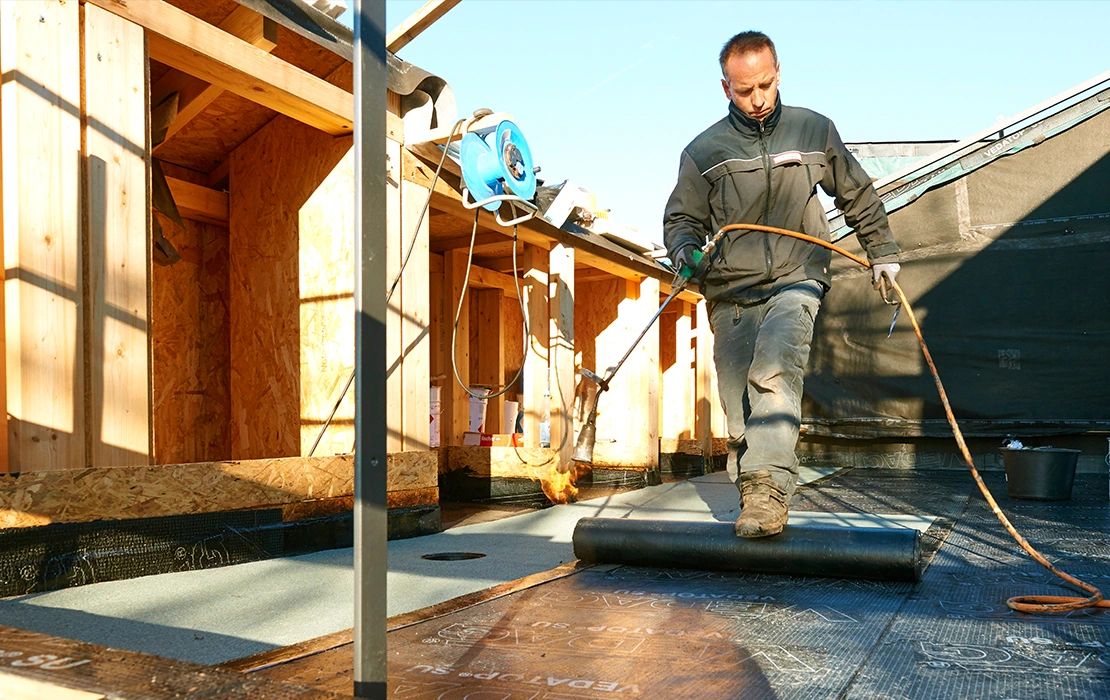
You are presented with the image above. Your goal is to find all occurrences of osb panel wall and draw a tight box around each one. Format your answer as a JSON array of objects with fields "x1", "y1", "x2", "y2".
[
  {"x1": 151, "y1": 211, "x2": 231, "y2": 464},
  {"x1": 228, "y1": 116, "x2": 351, "y2": 459},
  {"x1": 573, "y1": 279, "x2": 659, "y2": 467},
  {"x1": 299, "y1": 150, "x2": 354, "y2": 457},
  {"x1": 0, "y1": 451, "x2": 437, "y2": 529}
]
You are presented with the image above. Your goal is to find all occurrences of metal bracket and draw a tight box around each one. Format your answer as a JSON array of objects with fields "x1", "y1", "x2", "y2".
[{"x1": 461, "y1": 188, "x2": 539, "y2": 227}]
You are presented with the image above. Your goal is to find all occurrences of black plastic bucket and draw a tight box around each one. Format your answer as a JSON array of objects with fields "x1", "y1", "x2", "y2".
[{"x1": 1001, "y1": 448, "x2": 1080, "y2": 500}]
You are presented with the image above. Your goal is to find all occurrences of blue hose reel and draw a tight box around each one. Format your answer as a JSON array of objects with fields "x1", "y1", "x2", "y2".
[{"x1": 459, "y1": 120, "x2": 537, "y2": 211}]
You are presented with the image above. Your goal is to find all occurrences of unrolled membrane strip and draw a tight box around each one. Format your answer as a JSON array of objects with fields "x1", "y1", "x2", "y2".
[{"x1": 573, "y1": 517, "x2": 922, "y2": 582}]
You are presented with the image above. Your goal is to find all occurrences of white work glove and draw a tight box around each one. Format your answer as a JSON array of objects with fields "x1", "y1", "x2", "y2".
[
  {"x1": 872, "y1": 262, "x2": 901, "y2": 304},
  {"x1": 872, "y1": 262, "x2": 900, "y2": 289}
]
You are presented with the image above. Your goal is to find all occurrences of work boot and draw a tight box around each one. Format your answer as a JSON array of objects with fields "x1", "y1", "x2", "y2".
[{"x1": 734, "y1": 470, "x2": 789, "y2": 538}]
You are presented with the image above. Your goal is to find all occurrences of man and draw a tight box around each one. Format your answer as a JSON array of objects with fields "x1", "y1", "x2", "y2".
[{"x1": 663, "y1": 31, "x2": 901, "y2": 538}]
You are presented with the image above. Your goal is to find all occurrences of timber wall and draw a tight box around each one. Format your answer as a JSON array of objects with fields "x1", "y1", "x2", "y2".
[{"x1": 0, "y1": 0, "x2": 729, "y2": 555}]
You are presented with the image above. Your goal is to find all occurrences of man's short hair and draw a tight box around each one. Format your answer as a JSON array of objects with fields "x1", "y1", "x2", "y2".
[{"x1": 719, "y1": 31, "x2": 778, "y2": 75}]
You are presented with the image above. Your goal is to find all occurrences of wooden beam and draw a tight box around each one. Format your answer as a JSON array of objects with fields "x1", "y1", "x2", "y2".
[
  {"x1": 207, "y1": 157, "x2": 231, "y2": 189},
  {"x1": 386, "y1": 139, "x2": 403, "y2": 453},
  {"x1": 152, "y1": 6, "x2": 279, "y2": 148},
  {"x1": 165, "y1": 176, "x2": 229, "y2": 225},
  {"x1": 430, "y1": 231, "x2": 507, "y2": 253},
  {"x1": 574, "y1": 267, "x2": 620, "y2": 284},
  {"x1": 521, "y1": 245, "x2": 548, "y2": 447},
  {"x1": 386, "y1": 0, "x2": 461, "y2": 54},
  {"x1": 475, "y1": 289, "x2": 504, "y2": 433},
  {"x1": 548, "y1": 243, "x2": 574, "y2": 468},
  {"x1": 695, "y1": 299, "x2": 717, "y2": 470},
  {"x1": 442, "y1": 249, "x2": 470, "y2": 446},
  {"x1": 401, "y1": 179, "x2": 432, "y2": 451},
  {"x1": 634, "y1": 276, "x2": 661, "y2": 469},
  {"x1": 468, "y1": 264, "x2": 521, "y2": 299},
  {"x1": 662, "y1": 301, "x2": 694, "y2": 440},
  {"x1": 85, "y1": 3, "x2": 151, "y2": 468},
  {"x1": 87, "y1": 0, "x2": 354, "y2": 136}
]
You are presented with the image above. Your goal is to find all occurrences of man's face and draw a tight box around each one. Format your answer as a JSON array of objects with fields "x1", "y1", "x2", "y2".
[{"x1": 721, "y1": 47, "x2": 780, "y2": 122}]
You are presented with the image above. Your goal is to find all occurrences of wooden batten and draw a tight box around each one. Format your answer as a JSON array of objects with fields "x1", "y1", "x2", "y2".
[
  {"x1": 0, "y1": 451, "x2": 438, "y2": 529},
  {"x1": 386, "y1": 0, "x2": 462, "y2": 53},
  {"x1": 1, "y1": 0, "x2": 82, "y2": 473},
  {"x1": 166, "y1": 176, "x2": 230, "y2": 226},
  {"x1": 548, "y1": 243, "x2": 575, "y2": 467}
]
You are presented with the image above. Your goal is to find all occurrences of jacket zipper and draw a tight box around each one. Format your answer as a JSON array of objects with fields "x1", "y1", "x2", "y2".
[{"x1": 758, "y1": 121, "x2": 773, "y2": 280}]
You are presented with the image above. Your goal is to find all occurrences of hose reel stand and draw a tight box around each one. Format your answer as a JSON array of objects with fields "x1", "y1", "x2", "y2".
[{"x1": 459, "y1": 119, "x2": 539, "y2": 226}]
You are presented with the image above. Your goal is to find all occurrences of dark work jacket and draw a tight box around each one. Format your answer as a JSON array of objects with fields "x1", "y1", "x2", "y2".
[{"x1": 663, "y1": 97, "x2": 900, "y2": 304}]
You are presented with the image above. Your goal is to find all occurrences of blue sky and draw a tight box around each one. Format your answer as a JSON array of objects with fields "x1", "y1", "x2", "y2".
[{"x1": 345, "y1": 1, "x2": 1109, "y2": 244}]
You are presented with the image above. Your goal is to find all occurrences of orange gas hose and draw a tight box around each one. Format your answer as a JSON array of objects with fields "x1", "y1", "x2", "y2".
[{"x1": 720, "y1": 223, "x2": 1108, "y2": 613}]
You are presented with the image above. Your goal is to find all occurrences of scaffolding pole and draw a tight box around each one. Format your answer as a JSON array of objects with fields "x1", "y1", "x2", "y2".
[{"x1": 352, "y1": 0, "x2": 388, "y2": 698}]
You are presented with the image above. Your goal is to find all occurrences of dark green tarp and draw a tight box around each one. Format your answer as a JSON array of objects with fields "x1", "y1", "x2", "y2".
[{"x1": 803, "y1": 108, "x2": 1110, "y2": 438}]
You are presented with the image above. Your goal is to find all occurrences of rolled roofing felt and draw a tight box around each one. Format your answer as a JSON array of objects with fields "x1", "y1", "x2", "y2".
[{"x1": 573, "y1": 517, "x2": 922, "y2": 582}]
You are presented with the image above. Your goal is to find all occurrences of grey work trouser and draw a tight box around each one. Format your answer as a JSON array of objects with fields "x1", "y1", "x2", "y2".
[{"x1": 709, "y1": 280, "x2": 824, "y2": 502}]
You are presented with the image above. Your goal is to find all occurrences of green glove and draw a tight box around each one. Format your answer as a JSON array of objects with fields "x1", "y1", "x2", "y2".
[{"x1": 678, "y1": 249, "x2": 705, "y2": 279}]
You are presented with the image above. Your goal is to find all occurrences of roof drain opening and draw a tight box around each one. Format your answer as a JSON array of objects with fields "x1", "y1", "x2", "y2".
[{"x1": 421, "y1": 552, "x2": 487, "y2": 561}]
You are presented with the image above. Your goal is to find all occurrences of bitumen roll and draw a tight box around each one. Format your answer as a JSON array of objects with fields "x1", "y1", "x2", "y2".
[{"x1": 572, "y1": 517, "x2": 923, "y2": 582}]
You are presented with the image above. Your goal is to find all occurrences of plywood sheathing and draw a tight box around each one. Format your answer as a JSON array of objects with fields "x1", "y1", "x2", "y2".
[
  {"x1": 1, "y1": 0, "x2": 83, "y2": 473},
  {"x1": 440, "y1": 446, "x2": 558, "y2": 480},
  {"x1": 228, "y1": 116, "x2": 351, "y2": 459},
  {"x1": 661, "y1": 301, "x2": 695, "y2": 439},
  {"x1": 0, "y1": 451, "x2": 438, "y2": 529},
  {"x1": 155, "y1": 91, "x2": 279, "y2": 174},
  {"x1": 574, "y1": 278, "x2": 661, "y2": 468},
  {"x1": 151, "y1": 212, "x2": 232, "y2": 464},
  {"x1": 299, "y1": 150, "x2": 355, "y2": 457},
  {"x1": 400, "y1": 179, "x2": 432, "y2": 451},
  {"x1": 85, "y1": 3, "x2": 153, "y2": 468},
  {"x1": 695, "y1": 299, "x2": 727, "y2": 462},
  {"x1": 521, "y1": 245, "x2": 549, "y2": 447}
]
